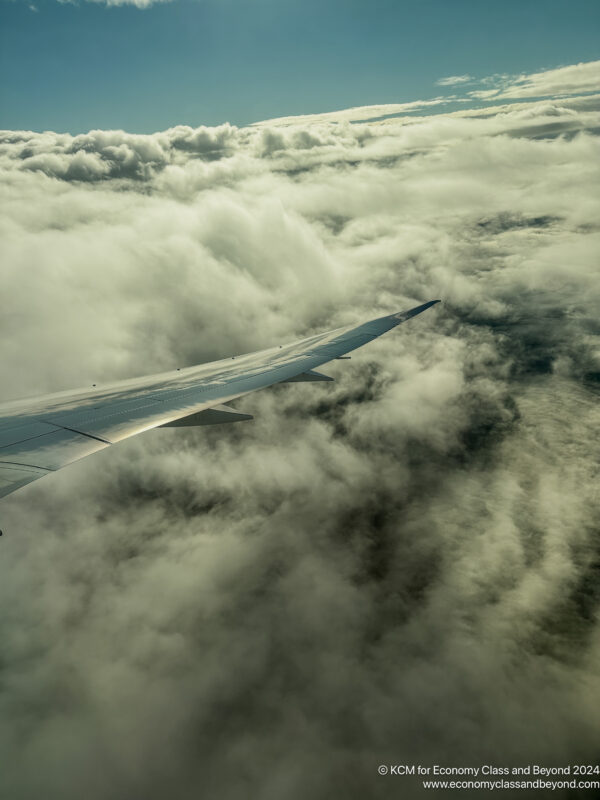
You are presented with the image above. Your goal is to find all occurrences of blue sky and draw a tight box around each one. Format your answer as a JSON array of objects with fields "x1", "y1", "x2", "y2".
[{"x1": 1, "y1": 0, "x2": 599, "y2": 133}]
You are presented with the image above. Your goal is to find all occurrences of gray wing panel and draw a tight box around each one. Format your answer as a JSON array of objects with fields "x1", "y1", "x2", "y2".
[
  {"x1": 0, "y1": 427, "x2": 109, "y2": 471},
  {"x1": 0, "y1": 422, "x2": 109, "y2": 498},
  {"x1": 0, "y1": 464, "x2": 50, "y2": 499},
  {"x1": 0, "y1": 300, "x2": 439, "y2": 499}
]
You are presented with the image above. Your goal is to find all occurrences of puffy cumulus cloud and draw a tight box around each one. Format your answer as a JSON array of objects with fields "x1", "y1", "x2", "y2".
[
  {"x1": 1, "y1": 123, "x2": 239, "y2": 183},
  {"x1": 1, "y1": 76, "x2": 600, "y2": 800}
]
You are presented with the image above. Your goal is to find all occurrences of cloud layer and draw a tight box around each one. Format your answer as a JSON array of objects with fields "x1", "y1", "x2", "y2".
[
  {"x1": 1, "y1": 77, "x2": 600, "y2": 799},
  {"x1": 469, "y1": 60, "x2": 600, "y2": 102}
]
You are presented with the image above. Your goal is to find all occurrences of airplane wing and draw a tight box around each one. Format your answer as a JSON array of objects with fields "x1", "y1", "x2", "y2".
[{"x1": 0, "y1": 300, "x2": 440, "y2": 500}]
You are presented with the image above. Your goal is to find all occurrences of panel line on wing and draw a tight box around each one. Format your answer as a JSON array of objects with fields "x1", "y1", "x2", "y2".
[
  {"x1": 55, "y1": 425, "x2": 112, "y2": 445},
  {"x1": 0, "y1": 460, "x2": 54, "y2": 472}
]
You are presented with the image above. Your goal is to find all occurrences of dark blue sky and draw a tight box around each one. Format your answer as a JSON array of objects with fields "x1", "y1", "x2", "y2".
[{"x1": 1, "y1": 0, "x2": 599, "y2": 133}]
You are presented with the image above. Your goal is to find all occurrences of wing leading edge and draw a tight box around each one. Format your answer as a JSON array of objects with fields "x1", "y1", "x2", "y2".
[{"x1": 0, "y1": 300, "x2": 440, "y2": 499}]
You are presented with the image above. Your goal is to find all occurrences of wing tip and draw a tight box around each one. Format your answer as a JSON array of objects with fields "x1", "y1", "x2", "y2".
[{"x1": 393, "y1": 299, "x2": 441, "y2": 321}]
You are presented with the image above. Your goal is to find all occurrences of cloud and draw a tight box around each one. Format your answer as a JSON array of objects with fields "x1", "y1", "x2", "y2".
[
  {"x1": 436, "y1": 74, "x2": 472, "y2": 86},
  {"x1": 60, "y1": 0, "x2": 174, "y2": 7},
  {"x1": 1, "y1": 68, "x2": 600, "y2": 800},
  {"x1": 253, "y1": 98, "x2": 450, "y2": 127},
  {"x1": 4, "y1": 123, "x2": 239, "y2": 183},
  {"x1": 469, "y1": 60, "x2": 600, "y2": 101}
]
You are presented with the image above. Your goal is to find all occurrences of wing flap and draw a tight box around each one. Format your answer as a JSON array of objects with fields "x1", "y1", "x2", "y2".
[
  {"x1": 283, "y1": 370, "x2": 333, "y2": 382},
  {"x1": 160, "y1": 404, "x2": 253, "y2": 427}
]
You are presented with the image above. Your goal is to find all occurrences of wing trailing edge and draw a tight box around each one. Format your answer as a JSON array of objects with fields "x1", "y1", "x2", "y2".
[
  {"x1": 160, "y1": 404, "x2": 253, "y2": 427},
  {"x1": 282, "y1": 369, "x2": 333, "y2": 383}
]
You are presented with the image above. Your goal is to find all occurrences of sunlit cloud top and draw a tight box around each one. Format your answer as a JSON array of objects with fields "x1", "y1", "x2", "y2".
[{"x1": 469, "y1": 60, "x2": 600, "y2": 101}]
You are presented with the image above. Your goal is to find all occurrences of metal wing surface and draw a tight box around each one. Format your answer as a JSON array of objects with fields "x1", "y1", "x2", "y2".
[{"x1": 0, "y1": 300, "x2": 439, "y2": 499}]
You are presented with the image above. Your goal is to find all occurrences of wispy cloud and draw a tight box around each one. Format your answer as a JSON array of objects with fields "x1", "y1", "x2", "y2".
[
  {"x1": 253, "y1": 98, "x2": 451, "y2": 126},
  {"x1": 468, "y1": 60, "x2": 600, "y2": 101},
  {"x1": 63, "y1": 0, "x2": 173, "y2": 7},
  {"x1": 436, "y1": 74, "x2": 472, "y2": 86}
]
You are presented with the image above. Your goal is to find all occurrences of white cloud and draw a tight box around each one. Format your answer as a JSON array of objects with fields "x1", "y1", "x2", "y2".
[
  {"x1": 62, "y1": 0, "x2": 173, "y2": 7},
  {"x1": 253, "y1": 98, "x2": 450, "y2": 127},
  {"x1": 1, "y1": 66, "x2": 600, "y2": 799},
  {"x1": 436, "y1": 74, "x2": 473, "y2": 86},
  {"x1": 502, "y1": 60, "x2": 600, "y2": 98},
  {"x1": 469, "y1": 60, "x2": 600, "y2": 101}
]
